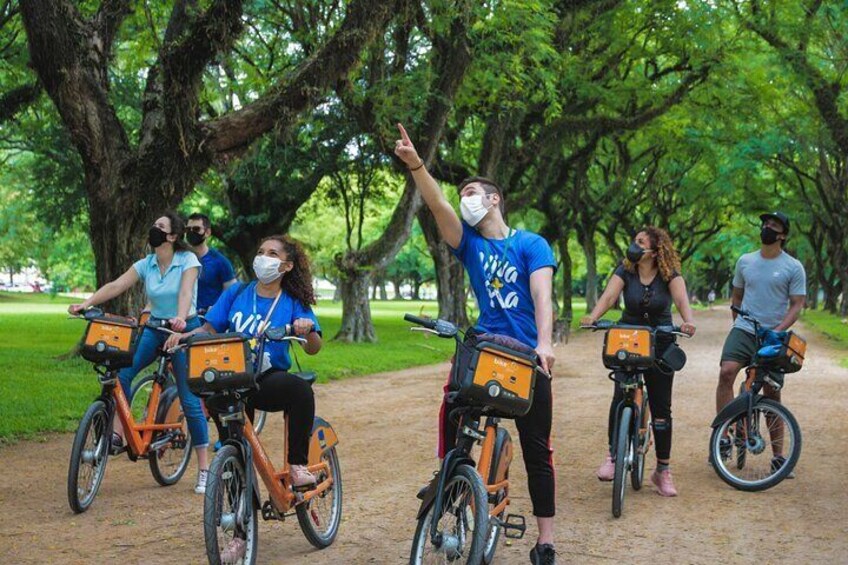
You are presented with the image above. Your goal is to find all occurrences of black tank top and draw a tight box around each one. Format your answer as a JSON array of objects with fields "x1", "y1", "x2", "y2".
[{"x1": 613, "y1": 263, "x2": 679, "y2": 327}]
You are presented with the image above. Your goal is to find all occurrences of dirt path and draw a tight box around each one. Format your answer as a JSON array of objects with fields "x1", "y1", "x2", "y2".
[{"x1": 2, "y1": 308, "x2": 846, "y2": 564}]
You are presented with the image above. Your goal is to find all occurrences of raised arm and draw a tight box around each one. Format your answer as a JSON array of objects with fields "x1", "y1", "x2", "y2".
[{"x1": 394, "y1": 123, "x2": 462, "y2": 248}]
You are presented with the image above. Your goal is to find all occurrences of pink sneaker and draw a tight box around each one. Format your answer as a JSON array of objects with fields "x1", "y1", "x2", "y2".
[
  {"x1": 220, "y1": 537, "x2": 246, "y2": 564},
  {"x1": 596, "y1": 454, "x2": 615, "y2": 481},
  {"x1": 290, "y1": 464, "x2": 317, "y2": 488},
  {"x1": 650, "y1": 469, "x2": 678, "y2": 497}
]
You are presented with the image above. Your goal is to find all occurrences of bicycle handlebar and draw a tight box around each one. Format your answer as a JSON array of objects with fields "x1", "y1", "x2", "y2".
[
  {"x1": 580, "y1": 321, "x2": 691, "y2": 338},
  {"x1": 404, "y1": 313, "x2": 437, "y2": 330}
]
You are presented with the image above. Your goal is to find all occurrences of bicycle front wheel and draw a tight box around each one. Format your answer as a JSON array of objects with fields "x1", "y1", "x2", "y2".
[
  {"x1": 612, "y1": 406, "x2": 633, "y2": 518},
  {"x1": 410, "y1": 464, "x2": 489, "y2": 565},
  {"x1": 67, "y1": 400, "x2": 111, "y2": 513},
  {"x1": 710, "y1": 398, "x2": 801, "y2": 491},
  {"x1": 204, "y1": 445, "x2": 259, "y2": 565}
]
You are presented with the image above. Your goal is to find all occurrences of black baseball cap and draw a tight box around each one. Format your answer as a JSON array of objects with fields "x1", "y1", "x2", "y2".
[{"x1": 759, "y1": 211, "x2": 790, "y2": 234}]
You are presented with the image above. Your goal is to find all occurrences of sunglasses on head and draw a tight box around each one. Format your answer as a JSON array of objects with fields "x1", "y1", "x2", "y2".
[{"x1": 640, "y1": 285, "x2": 654, "y2": 307}]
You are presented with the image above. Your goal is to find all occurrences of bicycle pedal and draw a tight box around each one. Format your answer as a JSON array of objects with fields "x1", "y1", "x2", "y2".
[
  {"x1": 502, "y1": 514, "x2": 526, "y2": 539},
  {"x1": 261, "y1": 500, "x2": 284, "y2": 521}
]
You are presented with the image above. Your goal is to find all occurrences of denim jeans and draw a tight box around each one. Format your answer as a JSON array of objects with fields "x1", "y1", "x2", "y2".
[{"x1": 118, "y1": 317, "x2": 209, "y2": 447}]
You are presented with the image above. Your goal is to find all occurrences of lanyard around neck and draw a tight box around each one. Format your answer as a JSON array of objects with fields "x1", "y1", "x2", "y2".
[
  {"x1": 252, "y1": 286, "x2": 282, "y2": 337},
  {"x1": 484, "y1": 228, "x2": 515, "y2": 287}
]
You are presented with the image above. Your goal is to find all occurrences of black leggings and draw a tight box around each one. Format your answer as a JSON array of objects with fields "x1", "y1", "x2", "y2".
[
  {"x1": 607, "y1": 368, "x2": 674, "y2": 461},
  {"x1": 247, "y1": 371, "x2": 315, "y2": 465},
  {"x1": 440, "y1": 373, "x2": 555, "y2": 518}
]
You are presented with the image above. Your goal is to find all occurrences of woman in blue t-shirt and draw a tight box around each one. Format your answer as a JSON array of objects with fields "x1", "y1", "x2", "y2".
[
  {"x1": 69, "y1": 211, "x2": 210, "y2": 493},
  {"x1": 582, "y1": 226, "x2": 696, "y2": 497},
  {"x1": 167, "y1": 235, "x2": 323, "y2": 489}
]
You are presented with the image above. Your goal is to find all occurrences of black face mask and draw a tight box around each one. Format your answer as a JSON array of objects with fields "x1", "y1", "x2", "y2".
[
  {"x1": 760, "y1": 226, "x2": 781, "y2": 245},
  {"x1": 186, "y1": 231, "x2": 206, "y2": 246},
  {"x1": 148, "y1": 226, "x2": 170, "y2": 248},
  {"x1": 626, "y1": 242, "x2": 646, "y2": 263}
]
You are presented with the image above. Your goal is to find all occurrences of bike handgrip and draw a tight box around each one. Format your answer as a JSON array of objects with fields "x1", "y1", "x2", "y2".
[{"x1": 404, "y1": 313, "x2": 436, "y2": 329}]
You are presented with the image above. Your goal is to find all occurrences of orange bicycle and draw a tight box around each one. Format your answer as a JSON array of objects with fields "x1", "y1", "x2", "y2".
[
  {"x1": 405, "y1": 314, "x2": 530, "y2": 565},
  {"x1": 185, "y1": 326, "x2": 342, "y2": 564},
  {"x1": 67, "y1": 308, "x2": 191, "y2": 513}
]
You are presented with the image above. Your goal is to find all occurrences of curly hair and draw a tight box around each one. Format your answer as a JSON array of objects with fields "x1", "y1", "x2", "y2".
[
  {"x1": 261, "y1": 235, "x2": 317, "y2": 308},
  {"x1": 622, "y1": 226, "x2": 681, "y2": 282}
]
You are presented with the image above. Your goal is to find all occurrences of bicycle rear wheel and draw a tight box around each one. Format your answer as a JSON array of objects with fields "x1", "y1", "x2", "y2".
[
  {"x1": 130, "y1": 374, "x2": 155, "y2": 423},
  {"x1": 296, "y1": 446, "x2": 343, "y2": 549},
  {"x1": 631, "y1": 397, "x2": 650, "y2": 491},
  {"x1": 410, "y1": 464, "x2": 488, "y2": 564},
  {"x1": 67, "y1": 400, "x2": 110, "y2": 513},
  {"x1": 612, "y1": 407, "x2": 633, "y2": 518},
  {"x1": 149, "y1": 386, "x2": 192, "y2": 486},
  {"x1": 710, "y1": 398, "x2": 801, "y2": 491},
  {"x1": 483, "y1": 428, "x2": 511, "y2": 564},
  {"x1": 204, "y1": 445, "x2": 258, "y2": 565}
]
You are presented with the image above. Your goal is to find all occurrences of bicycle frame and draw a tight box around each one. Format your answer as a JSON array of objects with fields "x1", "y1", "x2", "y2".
[
  {"x1": 98, "y1": 354, "x2": 183, "y2": 459},
  {"x1": 217, "y1": 405, "x2": 334, "y2": 518}
]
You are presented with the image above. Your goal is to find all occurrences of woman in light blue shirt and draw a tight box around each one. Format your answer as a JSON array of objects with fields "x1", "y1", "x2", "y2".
[{"x1": 69, "y1": 211, "x2": 210, "y2": 493}]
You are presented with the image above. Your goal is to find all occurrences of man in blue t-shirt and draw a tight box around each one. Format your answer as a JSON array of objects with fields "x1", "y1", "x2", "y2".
[
  {"x1": 186, "y1": 213, "x2": 238, "y2": 314},
  {"x1": 395, "y1": 124, "x2": 558, "y2": 564}
]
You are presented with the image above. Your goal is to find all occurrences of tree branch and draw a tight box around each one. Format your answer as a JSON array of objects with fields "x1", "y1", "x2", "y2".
[{"x1": 0, "y1": 82, "x2": 41, "y2": 123}]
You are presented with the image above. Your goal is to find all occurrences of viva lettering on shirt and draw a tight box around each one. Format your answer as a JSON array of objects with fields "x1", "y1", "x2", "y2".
[
  {"x1": 230, "y1": 311, "x2": 264, "y2": 335},
  {"x1": 479, "y1": 250, "x2": 519, "y2": 310}
]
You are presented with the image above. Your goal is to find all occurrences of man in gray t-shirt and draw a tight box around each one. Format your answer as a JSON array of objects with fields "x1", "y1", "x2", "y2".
[{"x1": 715, "y1": 212, "x2": 806, "y2": 468}]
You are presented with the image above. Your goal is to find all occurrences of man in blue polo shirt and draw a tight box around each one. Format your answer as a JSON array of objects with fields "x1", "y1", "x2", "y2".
[
  {"x1": 186, "y1": 213, "x2": 238, "y2": 314},
  {"x1": 395, "y1": 123, "x2": 558, "y2": 565}
]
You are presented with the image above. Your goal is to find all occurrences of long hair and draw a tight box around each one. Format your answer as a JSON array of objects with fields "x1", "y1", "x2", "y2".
[
  {"x1": 161, "y1": 210, "x2": 191, "y2": 253},
  {"x1": 622, "y1": 226, "x2": 681, "y2": 282},
  {"x1": 261, "y1": 235, "x2": 316, "y2": 307}
]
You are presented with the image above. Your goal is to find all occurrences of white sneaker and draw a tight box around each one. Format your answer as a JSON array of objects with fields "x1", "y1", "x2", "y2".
[{"x1": 195, "y1": 469, "x2": 209, "y2": 494}]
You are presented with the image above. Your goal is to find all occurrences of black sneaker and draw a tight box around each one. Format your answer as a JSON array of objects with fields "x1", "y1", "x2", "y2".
[
  {"x1": 529, "y1": 543, "x2": 556, "y2": 565},
  {"x1": 771, "y1": 456, "x2": 796, "y2": 479}
]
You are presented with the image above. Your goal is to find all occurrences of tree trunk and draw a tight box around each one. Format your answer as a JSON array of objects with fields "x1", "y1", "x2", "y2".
[
  {"x1": 417, "y1": 209, "x2": 469, "y2": 326},
  {"x1": 579, "y1": 232, "x2": 598, "y2": 312},
  {"x1": 557, "y1": 236, "x2": 573, "y2": 321},
  {"x1": 379, "y1": 280, "x2": 388, "y2": 301},
  {"x1": 392, "y1": 279, "x2": 402, "y2": 300},
  {"x1": 335, "y1": 269, "x2": 376, "y2": 342}
]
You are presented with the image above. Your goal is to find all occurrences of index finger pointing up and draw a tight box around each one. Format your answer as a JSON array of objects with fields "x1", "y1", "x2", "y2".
[{"x1": 397, "y1": 122, "x2": 411, "y2": 144}]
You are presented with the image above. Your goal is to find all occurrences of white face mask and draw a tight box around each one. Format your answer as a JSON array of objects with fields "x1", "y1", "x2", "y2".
[
  {"x1": 253, "y1": 255, "x2": 283, "y2": 284},
  {"x1": 460, "y1": 194, "x2": 492, "y2": 227}
]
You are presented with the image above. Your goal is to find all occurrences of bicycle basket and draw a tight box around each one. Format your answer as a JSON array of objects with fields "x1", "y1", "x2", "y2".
[
  {"x1": 80, "y1": 314, "x2": 139, "y2": 369},
  {"x1": 186, "y1": 332, "x2": 254, "y2": 394},
  {"x1": 758, "y1": 331, "x2": 806, "y2": 374},
  {"x1": 451, "y1": 332, "x2": 538, "y2": 418},
  {"x1": 603, "y1": 327, "x2": 654, "y2": 370}
]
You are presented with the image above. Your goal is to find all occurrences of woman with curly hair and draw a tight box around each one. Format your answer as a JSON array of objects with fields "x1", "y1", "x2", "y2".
[
  {"x1": 167, "y1": 235, "x2": 323, "y2": 493},
  {"x1": 581, "y1": 226, "x2": 696, "y2": 496}
]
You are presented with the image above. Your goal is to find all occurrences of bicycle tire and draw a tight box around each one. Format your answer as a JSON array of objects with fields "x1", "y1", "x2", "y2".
[
  {"x1": 612, "y1": 407, "x2": 633, "y2": 518},
  {"x1": 130, "y1": 374, "x2": 156, "y2": 423},
  {"x1": 204, "y1": 445, "x2": 258, "y2": 565},
  {"x1": 296, "y1": 446, "x2": 343, "y2": 549},
  {"x1": 709, "y1": 398, "x2": 802, "y2": 492},
  {"x1": 67, "y1": 400, "x2": 111, "y2": 513},
  {"x1": 483, "y1": 428, "x2": 511, "y2": 564},
  {"x1": 149, "y1": 386, "x2": 192, "y2": 486},
  {"x1": 631, "y1": 396, "x2": 650, "y2": 491},
  {"x1": 252, "y1": 410, "x2": 267, "y2": 435},
  {"x1": 409, "y1": 464, "x2": 488, "y2": 565}
]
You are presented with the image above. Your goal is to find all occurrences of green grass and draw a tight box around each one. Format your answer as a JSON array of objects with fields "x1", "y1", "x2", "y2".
[
  {"x1": 0, "y1": 292, "x2": 457, "y2": 442},
  {"x1": 800, "y1": 308, "x2": 848, "y2": 368}
]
